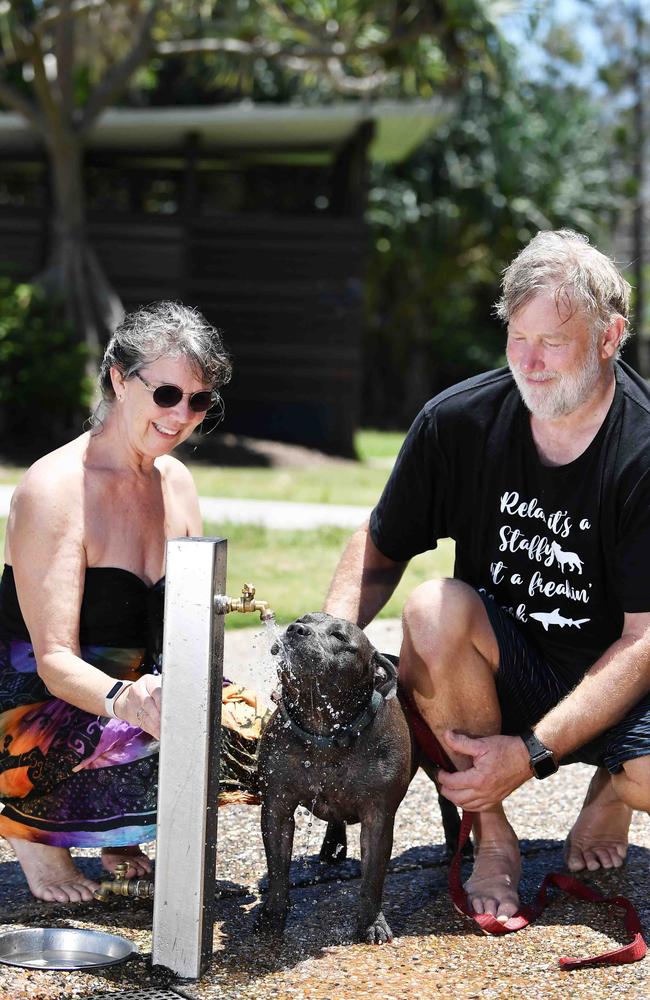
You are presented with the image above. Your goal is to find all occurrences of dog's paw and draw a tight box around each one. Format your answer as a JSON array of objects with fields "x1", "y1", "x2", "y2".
[
  {"x1": 254, "y1": 904, "x2": 287, "y2": 937},
  {"x1": 359, "y1": 912, "x2": 393, "y2": 945}
]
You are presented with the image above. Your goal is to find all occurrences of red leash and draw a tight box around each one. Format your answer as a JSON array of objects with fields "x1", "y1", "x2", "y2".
[{"x1": 401, "y1": 692, "x2": 647, "y2": 969}]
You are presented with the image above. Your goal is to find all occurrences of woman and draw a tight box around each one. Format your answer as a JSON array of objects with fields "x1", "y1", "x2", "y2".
[{"x1": 0, "y1": 301, "x2": 265, "y2": 903}]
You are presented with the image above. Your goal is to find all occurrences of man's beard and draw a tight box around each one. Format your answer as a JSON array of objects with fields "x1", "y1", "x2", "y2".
[{"x1": 508, "y1": 343, "x2": 602, "y2": 419}]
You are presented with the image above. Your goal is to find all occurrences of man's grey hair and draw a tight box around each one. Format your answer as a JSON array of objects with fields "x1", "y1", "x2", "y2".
[
  {"x1": 494, "y1": 230, "x2": 632, "y2": 346},
  {"x1": 99, "y1": 300, "x2": 232, "y2": 401}
]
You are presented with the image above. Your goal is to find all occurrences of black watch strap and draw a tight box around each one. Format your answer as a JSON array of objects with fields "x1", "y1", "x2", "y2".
[{"x1": 520, "y1": 728, "x2": 558, "y2": 780}]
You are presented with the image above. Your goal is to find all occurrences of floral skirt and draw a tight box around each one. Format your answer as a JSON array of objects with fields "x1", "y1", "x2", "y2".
[{"x1": 0, "y1": 638, "x2": 269, "y2": 848}]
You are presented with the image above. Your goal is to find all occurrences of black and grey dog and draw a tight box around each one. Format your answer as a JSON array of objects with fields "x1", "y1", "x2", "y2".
[{"x1": 257, "y1": 612, "x2": 460, "y2": 944}]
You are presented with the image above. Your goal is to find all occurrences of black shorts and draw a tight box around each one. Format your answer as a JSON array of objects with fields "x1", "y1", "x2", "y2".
[{"x1": 479, "y1": 593, "x2": 650, "y2": 773}]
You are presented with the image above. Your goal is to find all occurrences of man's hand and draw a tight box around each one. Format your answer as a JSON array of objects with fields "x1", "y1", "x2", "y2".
[{"x1": 437, "y1": 731, "x2": 533, "y2": 811}]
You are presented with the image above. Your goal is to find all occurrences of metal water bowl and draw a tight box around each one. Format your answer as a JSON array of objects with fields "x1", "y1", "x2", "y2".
[{"x1": 0, "y1": 926, "x2": 137, "y2": 970}]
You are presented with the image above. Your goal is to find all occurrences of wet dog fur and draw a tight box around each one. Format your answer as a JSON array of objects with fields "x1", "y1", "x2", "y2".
[{"x1": 256, "y1": 612, "x2": 460, "y2": 944}]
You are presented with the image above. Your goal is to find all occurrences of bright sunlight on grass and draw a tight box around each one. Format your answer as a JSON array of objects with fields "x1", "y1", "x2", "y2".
[
  {"x1": 354, "y1": 429, "x2": 405, "y2": 462},
  {"x1": 187, "y1": 464, "x2": 389, "y2": 507},
  {"x1": 0, "y1": 464, "x2": 23, "y2": 486},
  {"x1": 186, "y1": 428, "x2": 404, "y2": 506},
  {"x1": 216, "y1": 522, "x2": 454, "y2": 627}
]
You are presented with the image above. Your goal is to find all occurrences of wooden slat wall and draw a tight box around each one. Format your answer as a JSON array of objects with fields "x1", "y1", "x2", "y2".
[
  {"x1": 0, "y1": 212, "x2": 44, "y2": 276},
  {"x1": 184, "y1": 214, "x2": 364, "y2": 454},
  {"x1": 0, "y1": 210, "x2": 366, "y2": 453}
]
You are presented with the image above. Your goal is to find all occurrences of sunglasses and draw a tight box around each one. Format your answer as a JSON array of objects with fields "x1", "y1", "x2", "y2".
[{"x1": 134, "y1": 372, "x2": 217, "y2": 413}]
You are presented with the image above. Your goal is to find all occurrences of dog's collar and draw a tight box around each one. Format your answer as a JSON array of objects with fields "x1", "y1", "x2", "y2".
[{"x1": 272, "y1": 686, "x2": 393, "y2": 750}]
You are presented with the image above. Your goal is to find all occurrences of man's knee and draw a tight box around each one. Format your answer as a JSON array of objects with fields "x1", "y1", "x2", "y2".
[
  {"x1": 611, "y1": 755, "x2": 650, "y2": 811},
  {"x1": 402, "y1": 578, "x2": 498, "y2": 668}
]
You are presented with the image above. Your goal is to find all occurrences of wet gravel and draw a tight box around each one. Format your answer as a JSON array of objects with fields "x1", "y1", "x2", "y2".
[{"x1": 1, "y1": 622, "x2": 648, "y2": 1000}]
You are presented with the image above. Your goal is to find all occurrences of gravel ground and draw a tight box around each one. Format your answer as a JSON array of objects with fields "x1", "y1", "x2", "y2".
[{"x1": 1, "y1": 621, "x2": 648, "y2": 1000}]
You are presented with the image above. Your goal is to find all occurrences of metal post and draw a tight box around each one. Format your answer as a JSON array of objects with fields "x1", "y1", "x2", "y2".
[{"x1": 152, "y1": 536, "x2": 227, "y2": 979}]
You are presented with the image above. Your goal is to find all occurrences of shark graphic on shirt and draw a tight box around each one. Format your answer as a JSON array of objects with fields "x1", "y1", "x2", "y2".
[{"x1": 529, "y1": 608, "x2": 590, "y2": 631}]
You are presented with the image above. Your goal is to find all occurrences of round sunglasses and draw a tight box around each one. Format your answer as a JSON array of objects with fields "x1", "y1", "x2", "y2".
[{"x1": 134, "y1": 371, "x2": 217, "y2": 413}]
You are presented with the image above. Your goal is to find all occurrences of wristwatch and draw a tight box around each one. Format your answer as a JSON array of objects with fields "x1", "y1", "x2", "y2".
[
  {"x1": 104, "y1": 680, "x2": 133, "y2": 719},
  {"x1": 520, "y1": 728, "x2": 558, "y2": 779}
]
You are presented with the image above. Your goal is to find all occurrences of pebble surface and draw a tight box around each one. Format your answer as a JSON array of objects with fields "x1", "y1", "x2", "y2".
[{"x1": 0, "y1": 622, "x2": 648, "y2": 1000}]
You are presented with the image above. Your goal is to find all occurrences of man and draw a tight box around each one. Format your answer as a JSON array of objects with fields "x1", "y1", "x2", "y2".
[{"x1": 324, "y1": 230, "x2": 650, "y2": 923}]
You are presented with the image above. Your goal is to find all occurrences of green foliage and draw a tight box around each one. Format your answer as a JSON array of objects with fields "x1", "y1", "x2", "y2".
[
  {"x1": 542, "y1": 24, "x2": 585, "y2": 67},
  {"x1": 0, "y1": 0, "x2": 516, "y2": 114},
  {"x1": 364, "y1": 63, "x2": 617, "y2": 426},
  {"x1": 124, "y1": 0, "x2": 510, "y2": 106},
  {"x1": 0, "y1": 278, "x2": 93, "y2": 441}
]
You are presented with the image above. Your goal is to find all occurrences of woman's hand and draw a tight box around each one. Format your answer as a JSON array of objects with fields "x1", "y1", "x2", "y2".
[{"x1": 114, "y1": 674, "x2": 162, "y2": 739}]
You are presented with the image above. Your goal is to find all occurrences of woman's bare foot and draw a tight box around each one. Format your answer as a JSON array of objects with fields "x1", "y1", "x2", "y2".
[
  {"x1": 101, "y1": 845, "x2": 152, "y2": 877},
  {"x1": 8, "y1": 838, "x2": 99, "y2": 903},
  {"x1": 464, "y1": 810, "x2": 521, "y2": 922},
  {"x1": 564, "y1": 766, "x2": 632, "y2": 872}
]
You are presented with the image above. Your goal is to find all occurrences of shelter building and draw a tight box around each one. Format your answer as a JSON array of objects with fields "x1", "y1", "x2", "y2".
[{"x1": 0, "y1": 100, "x2": 443, "y2": 453}]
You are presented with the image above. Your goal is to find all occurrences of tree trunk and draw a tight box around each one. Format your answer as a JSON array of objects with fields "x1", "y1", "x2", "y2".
[
  {"x1": 630, "y1": 2, "x2": 645, "y2": 374},
  {"x1": 37, "y1": 131, "x2": 124, "y2": 363}
]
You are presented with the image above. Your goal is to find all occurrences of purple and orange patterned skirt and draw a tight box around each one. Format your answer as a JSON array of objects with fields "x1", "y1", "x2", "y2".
[{"x1": 0, "y1": 639, "x2": 269, "y2": 848}]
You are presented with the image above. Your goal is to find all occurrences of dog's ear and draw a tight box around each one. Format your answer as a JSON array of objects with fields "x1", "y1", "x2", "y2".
[{"x1": 372, "y1": 651, "x2": 398, "y2": 694}]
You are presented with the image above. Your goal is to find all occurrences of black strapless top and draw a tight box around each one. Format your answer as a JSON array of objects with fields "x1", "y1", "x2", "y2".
[{"x1": 0, "y1": 565, "x2": 164, "y2": 651}]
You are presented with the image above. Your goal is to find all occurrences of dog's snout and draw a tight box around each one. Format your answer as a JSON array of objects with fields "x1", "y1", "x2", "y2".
[{"x1": 286, "y1": 621, "x2": 313, "y2": 638}]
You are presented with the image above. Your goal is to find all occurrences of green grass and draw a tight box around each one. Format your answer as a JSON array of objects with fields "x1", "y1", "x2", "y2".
[
  {"x1": 214, "y1": 522, "x2": 454, "y2": 628},
  {"x1": 0, "y1": 464, "x2": 23, "y2": 485},
  {"x1": 188, "y1": 465, "x2": 390, "y2": 506},
  {"x1": 0, "y1": 516, "x2": 455, "y2": 627},
  {"x1": 187, "y1": 429, "x2": 404, "y2": 505},
  {"x1": 354, "y1": 429, "x2": 405, "y2": 462}
]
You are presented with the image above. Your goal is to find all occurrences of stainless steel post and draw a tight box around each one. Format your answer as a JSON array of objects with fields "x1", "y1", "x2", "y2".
[{"x1": 152, "y1": 536, "x2": 226, "y2": 979}]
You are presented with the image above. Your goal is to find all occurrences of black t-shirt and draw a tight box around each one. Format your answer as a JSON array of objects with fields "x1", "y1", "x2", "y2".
[{"x1": 370, "y1": 361, "x2": 650, "y2": 684}]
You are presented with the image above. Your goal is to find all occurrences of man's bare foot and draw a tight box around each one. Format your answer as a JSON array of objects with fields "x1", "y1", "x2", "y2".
[
  {"x1": 565, "y1": 766, "x2": 632, "y2": 872},
  {"x1": 8, "y1": 838, "x2": 99, "y2": 903},
  {"x1": 464, "y1": 811, "x2": 521, "y2": 922},
  {"x1": 101, "y1": 845, "x2": 152, "y2": 877}
]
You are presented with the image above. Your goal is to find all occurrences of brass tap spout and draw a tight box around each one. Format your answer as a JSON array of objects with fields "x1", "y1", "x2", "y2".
[
  {"x1": 214, "y1": 583, "x2": 275, "y2": 622},
  {"x1": 93, "y1": 862, "x2": 155, "y2": 902}
]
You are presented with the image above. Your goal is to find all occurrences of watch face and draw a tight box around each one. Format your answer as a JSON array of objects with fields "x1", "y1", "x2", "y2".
[
  {"x1": 533, "y1": 751, "x2": 557, "y2": 779},
  {"x1": 106, "y1": 681, "x2": 124, "y2": 701}
]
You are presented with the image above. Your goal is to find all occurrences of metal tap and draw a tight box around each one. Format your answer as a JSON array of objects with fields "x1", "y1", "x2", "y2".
[
  {"x1": 93, "y1": 862, "x2": 155, "y2": 902},
  {"x1": 214, "y1": 583, "x2": 275, "y2": 622}
]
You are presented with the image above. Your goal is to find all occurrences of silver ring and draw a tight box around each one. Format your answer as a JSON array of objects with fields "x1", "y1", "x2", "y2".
[{"x1": 136, "y1": 708, "x2": 145, "y2": 723}]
